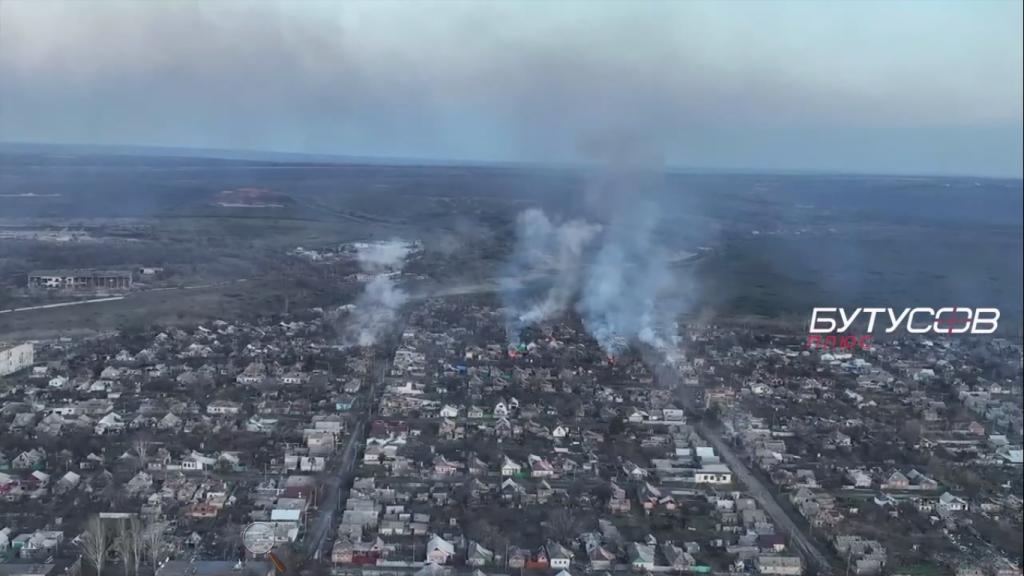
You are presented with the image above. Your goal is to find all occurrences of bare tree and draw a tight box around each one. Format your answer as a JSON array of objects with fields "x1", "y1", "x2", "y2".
[
  {"x1": 899, "y1": 420, "x2": 923, "y2": 445},
  {"x1": 142, "y1": 522, "x2": 167, "y2": 572},
  {"x1": 116, "y1": 517, "x2": 145, "y2": 576},
  {"x1": 133, "y1": 437, "x2": 152, "y2": 471},
  {"x1": 545, "y1": 508, "x2": 580, "y2": 543},
  {"x1": 469, "y1": 519, "x2": 508, "y2": 553},
  {"x1": 79, "y1": 516, "x2": 110, "y2": 576}
]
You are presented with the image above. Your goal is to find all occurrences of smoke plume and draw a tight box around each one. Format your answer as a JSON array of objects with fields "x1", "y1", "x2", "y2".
[
  {"x1": 502, "y1": 150, "x2": 690, "y2": 360},
  {"x1": 502, "y1": 209, "x2": 601, "y2": 343},
  {"x1": 356, "y1": 240, "x2": 412, "y2": 271},
  {"x1": 578, "y1": 198, "x2": 681, "y2": 358},
  {"x1": 346, "y1": 239, "x2": 411, "y2": 346}
]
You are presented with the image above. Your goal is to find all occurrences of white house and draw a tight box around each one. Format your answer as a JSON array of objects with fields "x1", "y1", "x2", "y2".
[
  {"x1": 547, "y1": 541, "x2": 573, "y2": 569},
  {"x1": 695, "y1": 463, "x2": 732, "y2": 485},
  {"x1": 207, "y1": 401, "x2": 243, "y2": 415},
  {"x1": 501, "y1": 456, "x2": 522, "y2": 477},
  {"x1": 663, "y1": 408, "x2": 685, "y2": 422},
  {"x1": 181, "y1": 451, "x2": 217, "y2": 471},
  {"x1": 425, "y1": 534, "x2": 455, "y2": 564},
  {"x1": 938, "y1": 492, "x2": 968, "y2": 514},
  {"x1": 94, "y1": 413, "x2": 125, "y2": 435},
  {"x1": 756, "y1": 556, "x2": 803, "y2": 575},
  {"x1": 627, "y1": 409, "x2": 649, "y2": 423}
]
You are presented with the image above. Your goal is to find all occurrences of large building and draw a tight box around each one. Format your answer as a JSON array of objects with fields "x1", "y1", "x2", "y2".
[
  {"x1": 0, "y1": 343, "x2": 34, "y2": 377},
  {"x1": 27, "y1": 269, "x2": 133, "y2": 293}
]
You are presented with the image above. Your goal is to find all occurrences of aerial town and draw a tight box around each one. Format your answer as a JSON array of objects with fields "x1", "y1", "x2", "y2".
[
  {"x1": 1, "y1": 272, "x2": 1021, "y2": 576},
  {"x1": 2, "y1": 3, "x2": 1022, "y2": 576}
]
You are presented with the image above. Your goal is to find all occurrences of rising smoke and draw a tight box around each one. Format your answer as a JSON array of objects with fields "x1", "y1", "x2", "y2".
[
  {"x1": 345, "y1": 240, "x2": 411, "y2": 347},
  {"x1": 502, "y1": 209, "x2": 601, "y2": 343},
  {"x1": 580, "y1": 199, "x2": 679, "y2": 358},
  {"x1": 502, "y1": 155, "x2": 690, "y2": 361}
]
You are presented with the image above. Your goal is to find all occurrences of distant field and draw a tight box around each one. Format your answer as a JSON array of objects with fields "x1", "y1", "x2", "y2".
[
  {"x1": 0, "y1": 279, "x2": 294, "y2": 340},
  {"x1": 1, "y1": 149, "x2": 1021, "y2": 336}
]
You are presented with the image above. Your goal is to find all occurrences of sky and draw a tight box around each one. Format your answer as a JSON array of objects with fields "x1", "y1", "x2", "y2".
[{"x1": 1, "y1": 0, "x2": 1021, "y2": 178}]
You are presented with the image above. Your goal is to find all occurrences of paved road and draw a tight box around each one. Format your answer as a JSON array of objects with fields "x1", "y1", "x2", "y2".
[
  {"x1": 695, "y1": 422, "x2": 833, "y2": 576},
  {"x1": 304, "y1": 415, "x2": 367, "y2": 560},
  {"x1": 0, "y1": 295, "x2": 126, "y2": 314},
  {"x1": 304, "y1": 355, "x2": 384, "y2": 561},
  {"x1": 0, "y1": 279, "x2": 253, "y2": 316}
]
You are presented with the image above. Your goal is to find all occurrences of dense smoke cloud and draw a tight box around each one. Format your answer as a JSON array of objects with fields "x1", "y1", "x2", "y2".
[
  {"x1": 345, "y1": 240, "x2": 410, "y2": 347},
  {"x1": 579, "y1": 200, "x2": 677, "y2": 358},
  {"x1": 357, "y1": 241, "x2": 412, "y2": 271},
  {"x1": 503, "y1": 152, "x2": 691, "y2": 360},
  {"x1": 502, "y1": 210, "x2": 601, "y2": 342}
]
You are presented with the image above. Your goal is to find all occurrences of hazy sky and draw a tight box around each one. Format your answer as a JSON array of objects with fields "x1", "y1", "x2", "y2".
[{"x1": 1, "y1": 0, "x2": 1021, "y2": 177}]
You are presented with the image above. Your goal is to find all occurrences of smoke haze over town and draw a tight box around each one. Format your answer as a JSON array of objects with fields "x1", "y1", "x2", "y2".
[{"x1": 0, "y1": 3, "x2": 1021, "y2": 576}]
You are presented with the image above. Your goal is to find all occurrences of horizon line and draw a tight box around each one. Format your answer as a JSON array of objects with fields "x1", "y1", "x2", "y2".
[{"x1": 2, "y1": 140, "x2": 1021, "y2": 182}]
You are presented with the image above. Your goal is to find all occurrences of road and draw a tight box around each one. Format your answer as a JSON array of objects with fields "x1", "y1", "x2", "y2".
[
  {"x1": 655, "y1": 350, "x2": 833, "y2": 575},
  {"x1": 0, "y1": 295, "x2": 126, "y2": 314},
  {"x1": 695, "y1": 421, "x2": 834, "y2": 576},
  {"x1": 303, "y1": 354, "x2": 384, "y2": 561},
  {"x1": 0, "y1": 278, "x2": 253, "y2": 316},
  {"x1": 303, "y1": 414, "x2": 368, "y2": 560}
]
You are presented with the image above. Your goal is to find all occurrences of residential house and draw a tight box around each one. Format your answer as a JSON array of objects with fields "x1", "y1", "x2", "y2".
[
  {"x1": 547, "y1": 541, "x2": 573, "y2": 569},
  {"x1": 207, "y1": 401, "x2": 242, "y2": 415},
  {"x1": 662, "y1": 543, "x2": 695, "y2": 572},
  {"x1": 608, "y1": 482, "x2": 631, "y2": 513},
  {"x1": 938, "y1": 492, "x2": 968, "y2": 514},
  {"x1": 466, "y1": 542, "x2": 494, "y2": 567},
  {"x1": 695, "y1": 463, "x2": 732, "y2": 485},
  {"x1": 627, "y1": 542, "x2": 656, "y2": 571},
  {"x1": 501, "y1": 457, "x2": 522, "y2": 477},
  {"x1": 425, "y1": 534, "x2": 456, "y2": 564},
  {"x1": 756, "y1": 556, "x2": 803, "y2": 576}
]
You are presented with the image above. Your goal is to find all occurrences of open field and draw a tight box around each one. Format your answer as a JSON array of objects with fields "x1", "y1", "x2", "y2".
[
  {"x1": 2, "y1": 149, "x2": 1022, "y2": 338},
  {"x1": 0, "y1": 278, "x2": 289, "y2": 340}
]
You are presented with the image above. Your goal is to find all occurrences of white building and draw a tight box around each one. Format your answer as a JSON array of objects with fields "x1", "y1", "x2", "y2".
[
  {"x1": 425, "y1": 534, "x2": 455, "y2": 564},
  {"x1": 938, "y1": 492, "x2": 968, "y2": 514},
  {"x1": 207, "y1": 401, "x2": 243, "y2": 415},
  {"x1": 0, "y1": 343, "x2": 34, "y2": 377},
  {"x1": 695, "y1": 463, "x2": 733, "y2": 485},
  {"x1": 756, "y1": 556, "x2": 803, "y2": 575},
  {"x1": 299, "y1": 456, "x2": 326, "y2": 472},
  {"x1": 95, "y1": 413, "x2": 125, "y2": 435},
  {"x1": 500, "y1": 457, "x2": 522, "y2": 477}
]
